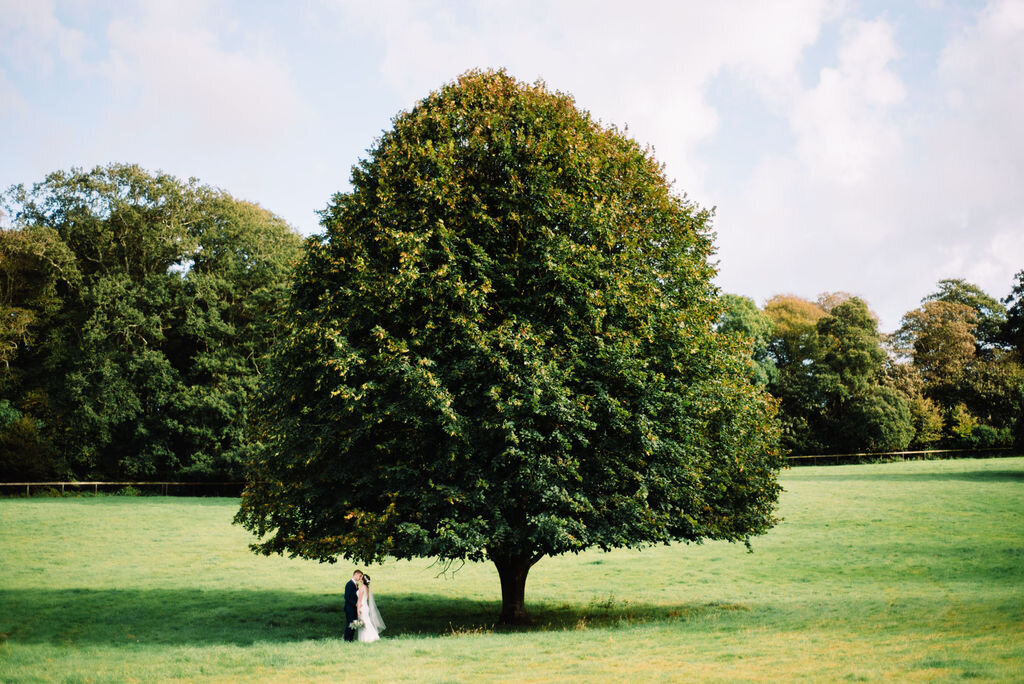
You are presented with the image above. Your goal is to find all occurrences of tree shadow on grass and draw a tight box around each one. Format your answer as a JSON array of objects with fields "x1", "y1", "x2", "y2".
[
  {"x1": 795, "y1": 469, "x2": 1024, "y2": 484},
  {"x1": 0, "y1": 588, "x2": 747, "y2": 646}
]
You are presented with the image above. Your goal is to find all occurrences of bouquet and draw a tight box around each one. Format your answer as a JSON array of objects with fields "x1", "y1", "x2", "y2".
[{"x1": 348, "y1": 619, "x2": 365, "y2": 630}]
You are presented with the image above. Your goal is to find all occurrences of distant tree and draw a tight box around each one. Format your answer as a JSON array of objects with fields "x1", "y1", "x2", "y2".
[
  {"x1": 816, "y1": 298, "x2": 885, "y2": 400},
  {"x1": 894, "y1": 301, "x2": 978, "y2": 394},
  {"x1": 815, "y1": 291, "x2": 853, "y2": 313},
  {"x1": 909, "y1": 395, "x2": 945, "y2": 447},
  {"x1": 0, "y1": 227, "x2": 74, "y2": 368},
  {"x1": 0, "y1": 398, "x2": 56, "y2": 480},
  {"x1": 948, "y1": 403, "x2": 980, "y2": 446},
  {"x1": 923, "y1": 278, "x2": 1006, "y2": 352},
  {"x1": 235, "y1": 70, "x2": 783, "y2": 624},
  {"x1": 816, "y1": 299, "x2": 912, "y2": 451},
  {"x1": 718, "y1": 294, "x2": 777, "y2": 386},
  {"x1": 997, "y1": 271, "x2": 1024, "y2": 448},
  {"x1": 962, "y1": 355, "x2": 1023, "y2": 447},
  {"x1": 896, "y1": 287, "x2": 1023, "y2": 447},
  {"x1": 879, "y1": 360, "x2": 943, "y2": 448},
  {"x1": 1, "y1": 164, "x2": 302, "y2": 480},
  {"x1": 0, "y1": 225, "x2": 81, "y2": 478},
  {"x1": 174, "y1": 196, "x2": 303, "y2": 477},
  {"x1": 763, "y1": 295, "x2": 824, "y2": 369},
  {"x1": 762, "y1": 295, "x2": 827, "y2": 453},
  {"x1": 764, "y1": 295, "x2": 910, "y2": 454},
  {"x1": 840, "y1": 386, "x2": 915, "y2": 453},
  {"x1": 1004, "y1": 270, "x2": 1024, "y2": 356}
]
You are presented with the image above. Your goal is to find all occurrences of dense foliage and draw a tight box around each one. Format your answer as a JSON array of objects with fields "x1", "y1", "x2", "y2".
[
  {"x1": 0, "y1": 165, "x2": 302, "y2": 481},
  {"x1": 235, "y1": 70, "x2": 784, "y2": 623},
  {"x1": 718, "y1": 294, "x2": 776, "y2": 387},
  {"x1": 1004, "y1": 270, "x2": 1024, "y2": 357},
  {"x1": 724, "y1": 277, "x2": 1024, "y2": 456}
]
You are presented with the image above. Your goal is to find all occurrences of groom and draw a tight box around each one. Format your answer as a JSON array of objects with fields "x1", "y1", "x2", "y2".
[{"x1": 344, "y1": 570, "x2": 363, "y2": 642}]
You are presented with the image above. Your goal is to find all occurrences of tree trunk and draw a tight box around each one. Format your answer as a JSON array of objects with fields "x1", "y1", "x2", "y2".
[{"x1": 491, "y1": 552, "x2": 539, "y2": 625}]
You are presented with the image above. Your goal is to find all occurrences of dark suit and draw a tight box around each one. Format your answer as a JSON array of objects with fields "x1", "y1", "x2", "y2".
[{"x1": 344, "y1": 579, "x2": 359, "y2": 641}]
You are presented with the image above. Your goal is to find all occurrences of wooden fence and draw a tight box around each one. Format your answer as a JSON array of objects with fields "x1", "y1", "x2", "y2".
[
  {"x1": 785, "y1": 446, "x2": 1017, "y2": 466},
  {"x1": 0, "y1": 481, "x2": 243, "y2": 497},
  {"x1": 1, "y1": 448, "x2": 1019, "y2": 495}
]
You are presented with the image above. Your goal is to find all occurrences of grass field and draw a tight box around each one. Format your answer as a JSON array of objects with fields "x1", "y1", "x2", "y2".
[{"x1": 1, "y1": 457, "x2": 1022, "y2": 682}]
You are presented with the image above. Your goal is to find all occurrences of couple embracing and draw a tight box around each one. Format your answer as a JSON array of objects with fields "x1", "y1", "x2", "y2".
[{"x1": 344, "y1": 570, "x2": 386, "y2": 642}]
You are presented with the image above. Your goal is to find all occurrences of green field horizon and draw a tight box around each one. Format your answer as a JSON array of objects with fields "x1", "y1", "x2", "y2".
[{"x1": 1, "y1": 457, "x2": 1022, "y2": 682}]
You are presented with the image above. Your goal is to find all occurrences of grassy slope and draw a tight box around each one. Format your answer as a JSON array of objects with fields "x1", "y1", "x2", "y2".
[{"x1": 1, "y1": 457, "x2": 1022, "y2": 682}]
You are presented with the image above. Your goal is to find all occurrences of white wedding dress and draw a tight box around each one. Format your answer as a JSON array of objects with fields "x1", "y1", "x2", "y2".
[{"x1": 357, "y1": 589, "x2": 385, "y2": 642}]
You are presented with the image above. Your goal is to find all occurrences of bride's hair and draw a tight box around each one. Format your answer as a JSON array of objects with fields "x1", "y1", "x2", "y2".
[{"x1": 362, "y1": 574, "x2": 371, "y2": 586}]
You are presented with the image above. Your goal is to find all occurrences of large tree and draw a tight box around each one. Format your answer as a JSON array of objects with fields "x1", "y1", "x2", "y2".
[
  {"x1": 1, "y1": 164, "x2": 302, "y2": 480},
  {"x1": 236, "y1": 70, "x2": 783, "y2": 624}
]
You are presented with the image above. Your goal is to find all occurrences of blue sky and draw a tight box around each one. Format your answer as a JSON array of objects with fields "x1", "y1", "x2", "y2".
[{"x1": 2, "y1": 0, "x2": 1022, "y2": 332}]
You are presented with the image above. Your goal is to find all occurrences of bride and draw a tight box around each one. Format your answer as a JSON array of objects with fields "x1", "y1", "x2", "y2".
[{"x1": 356, "y1": 574, "x2": 386, "y2": 642}]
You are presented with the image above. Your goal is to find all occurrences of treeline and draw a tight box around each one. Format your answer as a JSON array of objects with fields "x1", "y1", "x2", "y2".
[
  {"x1": 0, "y1": 165, "x2": 303, "y2": 481},
  {"x1": 720, "y1": 278, "x2": 1024, "y2": 456},
  {"x1": 1, "y1": 164, "x2": 1021, "y2": 481}
]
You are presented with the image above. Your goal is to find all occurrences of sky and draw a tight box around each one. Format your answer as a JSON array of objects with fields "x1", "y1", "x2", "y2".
[{"x1": 2, "y1": 0, "x2": 1022, "y2": 333}]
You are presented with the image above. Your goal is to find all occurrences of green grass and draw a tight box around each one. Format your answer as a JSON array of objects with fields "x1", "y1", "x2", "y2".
[{"x1": 1, "y1": 457, "x2": 1022, "y2": 682}]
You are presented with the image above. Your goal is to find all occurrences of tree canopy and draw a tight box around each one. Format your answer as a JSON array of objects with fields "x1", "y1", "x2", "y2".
[
  {"x1": 895, "y1": 301, "x2": 978, "y2": 393},
  {"x1": 757, "y1": 294, "x2": 917, "y2": 454},
  {"x1": 923, "y1": 278, "x2": 1007, "y2": 351},
  {"x1": 1004, "y1": 270, "x2": 1024, "y2": 356},
  {"x1": 718, "y1": 294, "x2": 777, "y2": 387},
  {"x1": 235, "y1": 70, "x2": 783, "y2": 623},
  {"x1": 732, "y1": 274, "x2": 1023, "y2": 456},
  {"x1": 0, "y1": 164, "x2": 302, "y2": 481}
]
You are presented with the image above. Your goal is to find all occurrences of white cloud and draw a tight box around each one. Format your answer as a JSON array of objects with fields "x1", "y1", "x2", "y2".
[
  {"x1": 713, "y1": 18, "x2": 908, "y2": 313},
  {"x1": 3, "y1": 0, "x2": 1020, "y2": 328},
  {"x1": 0, "y1": 0, "x2": 320, "y2": 230},
  {"x1": 791, "y1": 19, "x2": 906, "y2": 185},
  {"x1": 924, "y1": 0, "x2": 1024, "y2": 301},
  {"x1": 715, "y1": 1, "x2": 1024, "y2": 331},
  {"x1": 100, "y1": 2, "x2": 309, "y2": 151},
  {"x1": 327, "y1": 0, "x2": 834, "y2": 198},
  {"x1": 934, "y1": 0, "x2": 1024, "y2": 199},
  {"x1": 0, "y1": 67, "x2": 28, "y2": 119},
  {"x1": 0, "y1": 0, "x2": 87, "y2": 75}
]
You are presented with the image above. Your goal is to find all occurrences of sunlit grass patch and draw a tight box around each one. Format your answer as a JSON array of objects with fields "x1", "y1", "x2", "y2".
[{"x1": 1, "y1": 457, "x2": 1021, "y2": 681}]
